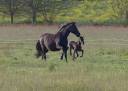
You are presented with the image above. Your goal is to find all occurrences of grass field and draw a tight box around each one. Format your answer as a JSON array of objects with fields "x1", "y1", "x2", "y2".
[{"x1": 0, "y1": 25, "x2": 128, "y2": 91}]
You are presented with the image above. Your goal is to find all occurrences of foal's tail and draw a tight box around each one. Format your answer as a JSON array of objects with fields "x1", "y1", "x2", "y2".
[{"x1": 39, "y1": 37, "x2": 44, "y2": 52}]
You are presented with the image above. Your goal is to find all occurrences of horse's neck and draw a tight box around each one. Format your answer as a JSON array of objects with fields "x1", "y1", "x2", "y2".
[
  {"x1": 57, "y1": 23, "x2": 72, "y2": 38},
  {"x1": 57, "y1": 29, "x2": 70, "y2": 39}
]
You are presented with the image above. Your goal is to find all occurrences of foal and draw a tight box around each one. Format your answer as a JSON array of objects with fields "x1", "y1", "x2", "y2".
[{"x1": 69, "y1": 36, "x2": 84, "y2": 60}]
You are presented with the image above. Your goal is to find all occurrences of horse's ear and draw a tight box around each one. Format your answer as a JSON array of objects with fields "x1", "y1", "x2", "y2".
[{"x1": 72, "y1": 22, "x2": 76, "y2": 24}]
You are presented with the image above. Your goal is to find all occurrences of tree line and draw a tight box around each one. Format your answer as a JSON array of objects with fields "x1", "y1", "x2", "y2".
[
  {"x1": 0, "y1": 0, "x2": 81, "y2": 24},
  {"x1": 0, "y1": 0, "x2": 128, "y2": 25}
]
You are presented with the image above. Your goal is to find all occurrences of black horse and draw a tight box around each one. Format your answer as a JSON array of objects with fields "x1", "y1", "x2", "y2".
[{"x1": 36, "y1": 22, "x2": 81, "y2": 62}]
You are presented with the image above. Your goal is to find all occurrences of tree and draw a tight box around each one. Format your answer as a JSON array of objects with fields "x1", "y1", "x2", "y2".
[
  {"x1": 0, "y1": 0, "x2": 83, "y2": 24},
  {"x1": 40, "y1": 0, "x2": 81, "y2": 24},
  {"x1": 0, "y1": 0, "x2": 22, "y2": 24},
  {"x1": 110, "y1": 0, "x2": 128, "y2": 20},
  {"x1": 24, "y1": 0, "x2": 42, "y2": 24}
]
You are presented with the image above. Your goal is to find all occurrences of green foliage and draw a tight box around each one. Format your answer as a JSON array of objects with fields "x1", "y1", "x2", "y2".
[
  {"x1": 0, "y1": 0, "x2": 128, "y2": 25},
  {"x1": 109, "y1": 0, "x2": 128, "y2": 18}
]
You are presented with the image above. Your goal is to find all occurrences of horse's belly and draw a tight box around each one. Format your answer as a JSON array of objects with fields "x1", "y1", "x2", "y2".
[
  {"x1": 46, "y1": 42, "x2": 61, "y2": 51},
  {"x1": 43, "y1": 34, "x2": 61, "y2": 51},
  {"x1": 48, "y1": 45, "x2": 61, "y2": 51},
  {"x1": 51, "y1": 48, "x2": 60, "y2": 51}
]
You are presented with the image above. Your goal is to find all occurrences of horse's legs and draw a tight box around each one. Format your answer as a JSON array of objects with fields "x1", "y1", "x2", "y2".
[
  {"x1": 76, "y1": 50, "x2": 79, "y2": 57},
  {"x1": 41, "y1": 52, "x2": 44, "y2": 60},
  {"x1": 41, "y1": 52, "x2": 47, "y2": 60},
  {"x1": 80, "y1": 49, "x2": 84, "y2": 57},
  {"x1": 41, "y1": 55, "x2": 44, "y2": 60},
  {"x1": 40, "y1": 48, "x2": 47, "y2": 61},
  {"x1": 43, "y1": 53, "x2": 47, "y2": 60},
  {"x1": 60, "y1": 52, "x2": 64, "y2": 60},
  {"x1": 61, "y1": 47, "x2": 68, "y2": 62},
  {"x1": 64, "y1": 49, "x2": 68, "y2": 62}
]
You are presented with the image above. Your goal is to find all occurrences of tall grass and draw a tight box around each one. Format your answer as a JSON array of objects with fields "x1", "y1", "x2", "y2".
[
  {"x1": 0, "y1": 25, "x2": 128, "y2": 91},
  {"x1": 0, "y1": 43, "x2": 128, "y2": 91}
]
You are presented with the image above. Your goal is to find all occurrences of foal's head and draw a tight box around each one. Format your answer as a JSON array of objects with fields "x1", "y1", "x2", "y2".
[{"x1": 79, "y1": 36, "x2": 84, "y2": 45}]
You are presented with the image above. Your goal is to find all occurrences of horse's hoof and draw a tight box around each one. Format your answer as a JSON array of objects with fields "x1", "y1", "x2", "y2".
[
  {"x1": 72, "y1": 58, "x2": 75, "y2": 61},
  {"x1": 60, "y1": 58, "x2": 63, "y2": 60}
]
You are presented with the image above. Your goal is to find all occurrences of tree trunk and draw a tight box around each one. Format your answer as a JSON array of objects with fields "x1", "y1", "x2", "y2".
[
  {"x1": 126, "y1": 11, "x2": 128, "y2": 19},
  {"x1": 32, "y1": 9, "x2": 36, "y2": 24},
  {"x1": 126, "y1": 10, "x2": 128, "y2": 24},
  {"x1": 10, "y1": 12, "x2": 14, "y2": 24}
]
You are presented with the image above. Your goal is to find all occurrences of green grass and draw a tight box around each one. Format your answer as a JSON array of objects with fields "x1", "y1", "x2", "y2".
[{"x1": 0, "y1": 25, "x2": 128, "y2": 91}]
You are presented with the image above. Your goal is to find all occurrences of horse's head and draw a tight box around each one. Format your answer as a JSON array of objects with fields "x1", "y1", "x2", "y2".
[
  {"x1": 79, "y1": 36, "x2": 84, "y2": 45},
  {"x1": 68, "y1": 22, "x2": 81, "y2": 37}
]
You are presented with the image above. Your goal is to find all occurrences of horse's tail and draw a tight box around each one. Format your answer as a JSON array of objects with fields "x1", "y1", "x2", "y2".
[
  {"x1": 39, "y1": 37, "x2": 45, "y2": 53},
  {"x1": 35, "y1": 40, "x2": 42, "y2": 58},
  {"x1": 36, "y1": 40, "x2": 42, "y2": 52}
]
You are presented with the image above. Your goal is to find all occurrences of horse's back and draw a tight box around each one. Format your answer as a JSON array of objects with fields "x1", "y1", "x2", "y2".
[
  {"x1": 41, "y1": 33, "x2": 55, "y2": 38},
  {"x1": 40, "y1": 33, "x2": 56, "y2": 42}
]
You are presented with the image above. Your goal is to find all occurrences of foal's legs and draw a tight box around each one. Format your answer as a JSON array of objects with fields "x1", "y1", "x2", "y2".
[
  {"x1": 76, "y1": 51, "x2": 79, "y2": 57},
  {"x1": 80, "y1": 49, "x2": 84, "y2": 57},
  {"x1": 73, "y1": 49, "x2": 77, "y2": 60},
  {"x1": 70, "y1": 47, "x2": 72, "y2": 56}
]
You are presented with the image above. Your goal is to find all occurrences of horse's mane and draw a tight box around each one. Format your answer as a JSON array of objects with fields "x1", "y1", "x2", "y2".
[{"x1": 58, "y1": 22, "x2": 76, "y2": 32}]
